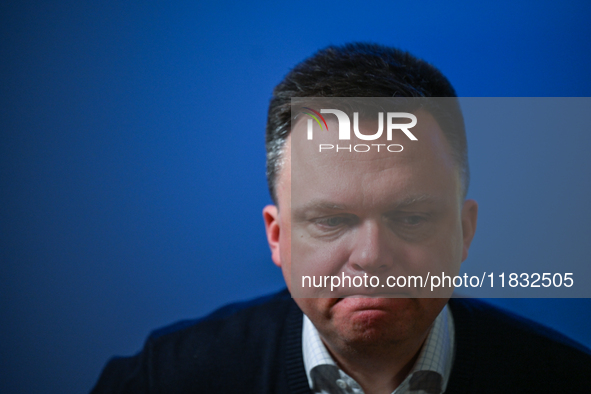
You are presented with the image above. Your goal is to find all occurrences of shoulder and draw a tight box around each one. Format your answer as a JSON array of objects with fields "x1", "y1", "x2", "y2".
[
  {"x1": 91, "y1": 289, "x2": 303, "y2": 394},
  {"x1": 150, "y1": 288, "x2": 294, "y2": 343},
  {"x1": 148, "y1": 288, "x2": 296, "y2": 361},
  {"x1": 449, "y1": 298, "x2": 591, "y2": 354},
  {"x1": 446, "y1": 298, "x2": 591, "y2": 393}
]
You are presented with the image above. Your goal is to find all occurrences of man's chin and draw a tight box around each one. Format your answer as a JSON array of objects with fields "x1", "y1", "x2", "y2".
[
  {"x1": 329, "y1": 298, "x2": 417, "y2": 335},
  {"x1": 299, "y1": 297, "x2": 446, "y2": 351},
  {"x1": 333, "y1": 297, "x2": 416, "y2": 316},
  {"x1": 323, "y1": 307, "x2": 417, "y2": 349}
]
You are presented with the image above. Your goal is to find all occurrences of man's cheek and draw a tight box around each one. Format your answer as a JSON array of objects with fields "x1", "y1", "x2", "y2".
[
  {"x1": 291, "y1": 240, "x2": 350, "y2": 296},
  {"x1": 294, "y1": 235, "x2": 348, "y2": 267},
  {"x1": 296, "y1": 298, "x2": 334, "y2": 326},
  {"x1": 406, "y1": 242, "x2": 461, "y2": 277}
]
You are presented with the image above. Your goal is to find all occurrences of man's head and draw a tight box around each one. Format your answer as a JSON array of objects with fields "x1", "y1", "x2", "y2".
[
  {"x1": 265, "y1": 43, "x2": 469, "y2": 205},
  {"x1": 262, "y1": 43, "x2": 477, "y2": 361}
]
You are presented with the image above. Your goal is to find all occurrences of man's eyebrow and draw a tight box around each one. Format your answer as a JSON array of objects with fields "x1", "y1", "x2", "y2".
[
  {"x1": 293, "y1": 194, "x2": 434, "y2": 217},
  {"x1": 389, "y1": 194, "x2": 434, "y2": 209},
  {"x1": 294, "y1": 200, "x2": 349, "y2": 213}
]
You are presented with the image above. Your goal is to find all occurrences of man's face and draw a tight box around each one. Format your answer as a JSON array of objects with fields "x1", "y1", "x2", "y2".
[{"x1": 263, "y1": 109, "x2": 477, "y2": 351}]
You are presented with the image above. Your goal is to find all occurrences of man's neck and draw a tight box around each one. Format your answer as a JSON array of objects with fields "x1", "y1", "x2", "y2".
[{"x1": 319, "y1": 328, "x2": 430, "y2": 394}]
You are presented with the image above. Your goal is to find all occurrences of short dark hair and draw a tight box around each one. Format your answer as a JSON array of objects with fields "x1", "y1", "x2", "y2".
[{"x1": 265, "y1": 42, "x2": 468, "y2": 204}]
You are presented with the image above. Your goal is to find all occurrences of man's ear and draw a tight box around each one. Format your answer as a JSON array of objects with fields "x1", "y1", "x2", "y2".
[
  {"x1": 461, "y1": 199, "x2": 478, "y2": 262},
  {"x1": 263, "y1": 205, "x2": 282, "y2": 268}
]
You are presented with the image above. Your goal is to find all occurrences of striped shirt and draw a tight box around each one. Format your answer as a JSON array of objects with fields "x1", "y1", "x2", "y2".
[{"x1": 302, "y1": 305, "x2": 455, "y2": 394}]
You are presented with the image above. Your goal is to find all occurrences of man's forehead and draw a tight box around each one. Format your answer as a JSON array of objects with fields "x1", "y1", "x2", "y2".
[
  {"x1": 274, "y1": 108, "x2": 463, "y2": 212},
  {"x1": 289, "y1": 109, "x2": 455, "y2": 171}
]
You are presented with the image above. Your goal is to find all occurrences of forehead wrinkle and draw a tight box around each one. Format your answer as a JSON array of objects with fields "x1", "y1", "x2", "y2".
[
  {"x1": 357, "y1": 164, "x2": 404, "y2": 207},
  {"x1": 359, "y1": 177, "x2": 435, "y2": 210},
  {"x1": 295, "y1": 200, "x2": 349, "y2": 212},
  {"x1": 390, "y1": 194, "x2": 433, "y2": 208}
]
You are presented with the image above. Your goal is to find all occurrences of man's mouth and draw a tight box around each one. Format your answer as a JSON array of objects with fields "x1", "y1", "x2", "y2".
[{"x1": 334, "y1": 288, "x2": 413, "y2": 299}]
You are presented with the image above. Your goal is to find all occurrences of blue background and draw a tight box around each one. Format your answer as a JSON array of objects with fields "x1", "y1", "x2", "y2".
[{"x1": 1, "y1": 1, "x2": 590, "y2": 393}]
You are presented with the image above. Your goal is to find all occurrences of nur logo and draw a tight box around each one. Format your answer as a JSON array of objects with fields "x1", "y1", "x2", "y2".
[{"x1": 300, "y1": 108, "x2": 418, "y2": 153}]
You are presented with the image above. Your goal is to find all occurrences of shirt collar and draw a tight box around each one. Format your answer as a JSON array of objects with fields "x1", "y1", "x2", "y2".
[{"x1": 302, "y1": 304, "x2": 455, "y2": 394}]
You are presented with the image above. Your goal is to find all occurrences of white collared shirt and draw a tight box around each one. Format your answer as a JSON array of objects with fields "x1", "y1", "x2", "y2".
[{"x1": 302, "y1": 305, "x2": 455, "y2": 394}]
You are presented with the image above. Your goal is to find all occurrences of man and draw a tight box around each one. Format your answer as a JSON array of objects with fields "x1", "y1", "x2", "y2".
[{"x1": 91, "y1": 43, "x2": 591, "y2": 393}]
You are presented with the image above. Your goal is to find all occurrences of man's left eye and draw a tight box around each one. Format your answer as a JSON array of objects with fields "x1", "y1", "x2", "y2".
[
  {"x1": 388, "y1": 214, "x2": 427, "y2": 228},
  {"x1": 401, "y1": 215, "x2": 424, "y2": 226}
]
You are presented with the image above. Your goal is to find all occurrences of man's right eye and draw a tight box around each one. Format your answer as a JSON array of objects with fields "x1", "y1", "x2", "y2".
[
  {"x1": 313, "y1": 215, "x2": 355, "y2": 230},
  {"x1": 316, "y1": 216, "x2": 346, "y2": 227}
]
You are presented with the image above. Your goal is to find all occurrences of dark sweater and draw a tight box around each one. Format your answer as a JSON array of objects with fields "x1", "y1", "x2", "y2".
[{"x1": 91, "y1": 290, "x2": 591, "y2": 393}]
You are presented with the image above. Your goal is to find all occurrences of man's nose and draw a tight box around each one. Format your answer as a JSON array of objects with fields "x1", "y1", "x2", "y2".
[{"x1": 348, "y1": 220, "x2": 393, "y2": 274}]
